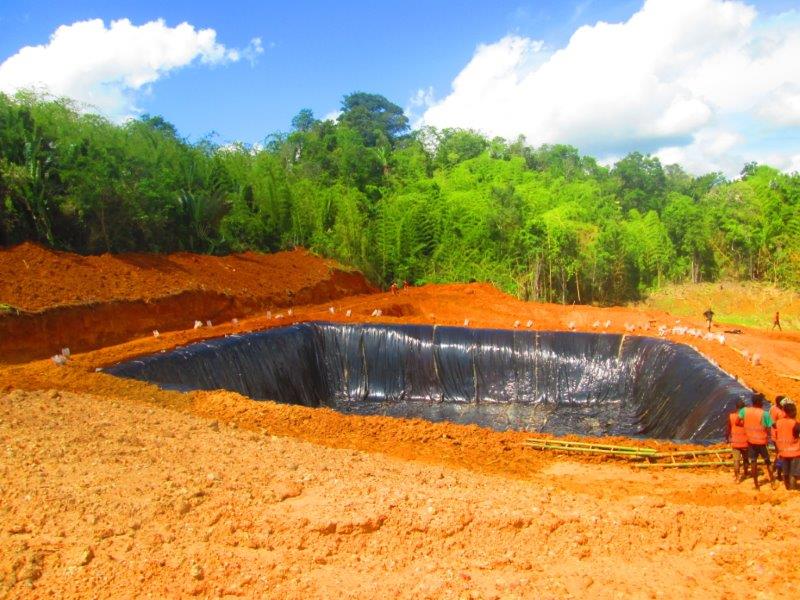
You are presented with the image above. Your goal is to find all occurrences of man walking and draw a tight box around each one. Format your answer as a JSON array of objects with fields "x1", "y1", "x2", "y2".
[{"x1": 703, "y1": 308, "x2": 714, "y2": 332}]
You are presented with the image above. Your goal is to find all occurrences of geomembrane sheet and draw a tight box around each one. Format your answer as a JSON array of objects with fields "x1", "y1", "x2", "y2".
[{"x1": 108, "y1": 322, "x2": 751, "y2": 441}]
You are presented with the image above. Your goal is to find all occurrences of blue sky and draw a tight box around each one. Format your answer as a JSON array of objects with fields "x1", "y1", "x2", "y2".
[
  {"x1": 1, "y1": 0, "x2": 799, "y2": 175},
  {"x1": 0, "y1": 1, "x2": 648, "y2": 140}
]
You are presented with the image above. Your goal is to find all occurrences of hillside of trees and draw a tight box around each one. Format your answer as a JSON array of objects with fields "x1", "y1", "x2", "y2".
[{"x1": 1, "y1": 91, "x2": 799, "y2": 304}]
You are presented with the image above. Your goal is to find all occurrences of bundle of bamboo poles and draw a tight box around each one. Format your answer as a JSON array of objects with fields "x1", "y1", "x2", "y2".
[
  {"x1": 632, "y1": 448, "x2": 733, "y2": 469},
  {"x1": 523, "y1": 438, "x2": 657, "y2": 460},
  {"x1": 523, "y1": 437, "x2": 733, "y2": 468}
]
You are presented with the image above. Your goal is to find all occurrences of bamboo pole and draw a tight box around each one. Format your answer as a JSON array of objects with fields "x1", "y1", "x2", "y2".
[
  {"x1": 649, "y1": 449, "x2": 732, "y2": 458},
  {"x1": 523, "y1": 442, "x2": 654, "y2": 458},
  {"x1": 523, "y1": 439, "x2": 734, "y2": 465},
  {"x1": 633, "y1": 461, "x2": 733, "y2": 469},
  {"x1": 524, "y1": 438, "x2": 657, "y2": 454},
  {"x1": 523, "y1": 441, "x2": 648, "y2": 454}
]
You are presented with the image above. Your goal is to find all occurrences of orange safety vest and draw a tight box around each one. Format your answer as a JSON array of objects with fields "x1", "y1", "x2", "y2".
[
  {"x1": 769, "y1": 405, "x2": 785, "y2": 442},
  {"x1": 743, "y1": 407, "x2": 768, "y2": 445},
  {"x1": 729, "y1": 412, "x2": 748, "y2": 449},
  {"x1": 775, "y1": 418, "x2": 800, "y2": 458}
]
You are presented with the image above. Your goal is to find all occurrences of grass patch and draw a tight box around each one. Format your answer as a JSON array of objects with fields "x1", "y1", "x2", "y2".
[{"x1": 636, "y1": 281, "x2": 800, "y2": 331}]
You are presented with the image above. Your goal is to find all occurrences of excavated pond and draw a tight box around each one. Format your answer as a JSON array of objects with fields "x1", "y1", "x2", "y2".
[{"x1": 108, "y1": 322, "x2": 750, "y2": 441}]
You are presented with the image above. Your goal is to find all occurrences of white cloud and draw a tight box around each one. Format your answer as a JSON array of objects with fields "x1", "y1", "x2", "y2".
[
  {"x1": 217, "y1": 140, "x2": 263, "y2": 155},
  {"x1": 656, "y1": 129, "x2": 744, "y2": 175},
  {"x1": 405, "y1": 86, "x2": 436, "y2": 128},
  {"x1": 0, "y1": 18, "x2": 263, "y2": 120},
  {"x1": 408, "y1": 86, "x2": 435, "y2": 110},
  {"x1": 421, "y1": 0, "x2": 800, "y2": 176},
  {"x1": 757, "y1": 83, "x2": 800, "y2": 126}
]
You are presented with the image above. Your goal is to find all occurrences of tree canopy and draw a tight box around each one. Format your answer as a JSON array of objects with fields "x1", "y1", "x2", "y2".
[
  {"x1": 2, "y1": 90, "x2": 799, "y2": 303},
  {"x1": 338, "y1": 92, "x2": 409, "y2": 147}
]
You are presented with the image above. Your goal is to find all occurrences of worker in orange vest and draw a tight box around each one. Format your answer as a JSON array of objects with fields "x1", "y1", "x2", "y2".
[
  {"x1": 737, "y1": 393, "x2": 777, "y2": 490},
  {"x1": 770, "y1": 396, "x2": 787, "y2": 479},
  {"x1": 726, "y1": 398, "x2": 749, "y2": 482},
  {"x1": 774, "y1": 402, "x2": 800, "y2": 490},
  {"x1": 769, "y1": 395, "x2": 787, "y2": 426}
]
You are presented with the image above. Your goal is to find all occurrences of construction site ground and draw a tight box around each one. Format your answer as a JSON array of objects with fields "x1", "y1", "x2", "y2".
[{"x1": 2, "y1": 243, "x2": 800, "y2": 599}]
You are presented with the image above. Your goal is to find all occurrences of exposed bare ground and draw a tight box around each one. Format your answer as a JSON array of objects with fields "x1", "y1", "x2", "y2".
[
  {"x1": 3, "y1": 389, "x2": 800, "y2": 600},
  {"x1": 3, "y1": 244, "x2": 800, "y2": 599}
]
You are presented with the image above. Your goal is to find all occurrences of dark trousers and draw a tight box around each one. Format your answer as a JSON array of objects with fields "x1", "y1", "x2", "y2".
[
  {"x1": 782, "y1": 457, "x2": 798, "y2": 489},
  {"x1": 748, "y1": 444, "x2": 771, "y2": 463}
]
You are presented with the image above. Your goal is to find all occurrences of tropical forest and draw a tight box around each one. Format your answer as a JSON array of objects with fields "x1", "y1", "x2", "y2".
[{"x1": 2, "y1": 90, "x2": 798, "y2": 304}]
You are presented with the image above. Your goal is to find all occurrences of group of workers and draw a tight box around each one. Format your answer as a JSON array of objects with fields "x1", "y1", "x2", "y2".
[
  {"x1": 389, "y1": 280, "x2": 410, "y2": 295},
  {"x1": 727, "y1": 392, "x2": 800, "y2": 490}
]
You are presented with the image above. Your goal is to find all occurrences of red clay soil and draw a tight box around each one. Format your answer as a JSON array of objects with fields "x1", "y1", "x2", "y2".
[
  {"x1": 0, "y1": 243, "x2": 375, "y2": 362},
  {"x1": 0, "y1": 242, "x2": 372, "y2": 311},
  {"x1": 3, "y1": 388, "x2": 799, "y2": 599},
  {"x1": 3, "y1": 244, "x2": 800, "y2": 598}
]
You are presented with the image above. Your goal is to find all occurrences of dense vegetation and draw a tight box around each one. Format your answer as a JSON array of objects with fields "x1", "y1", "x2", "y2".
[{"x1": 2, "y1": 91, "x2": 799, "y2": 304}]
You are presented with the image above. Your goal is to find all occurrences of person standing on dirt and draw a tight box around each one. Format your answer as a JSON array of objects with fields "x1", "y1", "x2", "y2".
[
  {"x1": 390, "y1": 282, "x2": 398, "y2": 295},
  {"x1": 703, "y1": 308, "x2": 715, "y2": 332},
  {"x1": 726, "y1": 398, "x2": 749, "y2": 482},
  {"x1": 773, "y1": 311, "x2": 782, "y2": 331},
  {"x1": 738, "y1": 393, "x2": 777, "y2": 490},
  {"x1": 770, "y1": 396, "x2": 787, "y2": 424},
  {"x1": 774, "y1": 402, "x2": 800, "y2": 490},
  {"x1": 770, "y1": 396, "x2": 788, "y2": 479}
]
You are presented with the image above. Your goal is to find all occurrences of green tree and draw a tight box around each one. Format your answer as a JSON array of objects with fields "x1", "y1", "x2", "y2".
[
  {"x1": 662, "y1": 192, "x2": 714, "y2": 282},
  {"x1": 338, "y1": 92, "x2": 409, "y2": 147},
  {"x1": 612, "y1": 152, "x2": 667, "y2": 213},
  {"x1": 291, "y1": 109, "x2": 316, "y2": 132},
  {"x1": 4, "y1": 90, "x2": 800, "y2": 305}
]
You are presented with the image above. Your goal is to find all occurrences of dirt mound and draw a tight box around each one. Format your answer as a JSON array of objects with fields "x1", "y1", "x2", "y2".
[
  {"x1": 0, "y1": 242, "x2": 368, "y2": 311},
  {"x1": 2, "y1": 389, "x2": 799, "y2": 599},
  {"x1": 0, "y1": 244, "x2": 375, "y2": 362}
]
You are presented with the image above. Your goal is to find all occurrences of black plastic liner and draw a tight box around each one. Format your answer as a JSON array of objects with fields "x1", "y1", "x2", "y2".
[{"x1": 108, "y1": 322, "x2": 751, "y2": 441}]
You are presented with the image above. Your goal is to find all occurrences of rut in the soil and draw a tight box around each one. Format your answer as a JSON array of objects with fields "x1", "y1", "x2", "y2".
[{"x1": 108, "y1": 322, "x2": 750, "y2": 441}]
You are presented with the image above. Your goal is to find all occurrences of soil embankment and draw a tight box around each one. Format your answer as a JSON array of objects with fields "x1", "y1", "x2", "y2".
[
  {"x1": 4, "y1": 244, "x2": 800, "y2": 598},
  {"x1": 0, "y1": 243, "x2": 374, "y2": 362}
]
